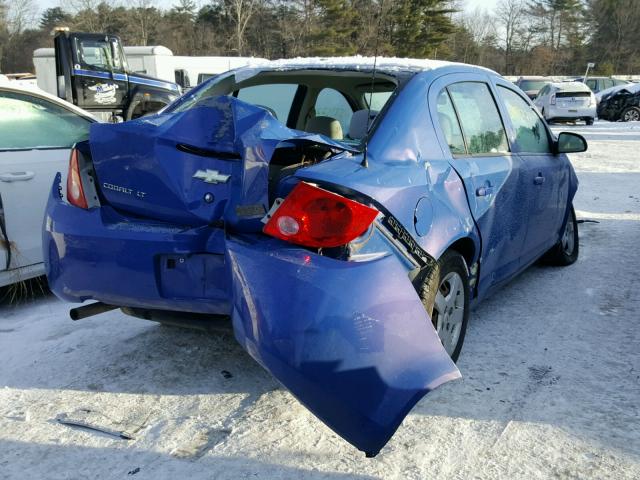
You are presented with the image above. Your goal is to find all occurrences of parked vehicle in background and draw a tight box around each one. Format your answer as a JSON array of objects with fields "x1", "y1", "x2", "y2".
[
  {"x1": 3, "y1": 73, "x2": 38, "y2": 88},
  {"x1": 43, "y1": 57, "x2": 585, "y2": 456},
  {"x1": 514, "y1": 76, "x2": 553, "y2": 99},
  {"x1": 597, "y1": 82, "x2": 640, "y2": 122},
  {"x1": 579, "y1": 76, "x2": 630, "y2": 93},
  {"x1": 0, "y1": 79, "x2": 95, "y2": 288},
  {"x1": 35, "y1": 43, "x2": 263, "y2": 100},
  {"x1": 534, "y1": 82, "x2": 596, "y2": 124},
  {"x1": 34, "y1": 30, "x2": 181, "y2": 122}
]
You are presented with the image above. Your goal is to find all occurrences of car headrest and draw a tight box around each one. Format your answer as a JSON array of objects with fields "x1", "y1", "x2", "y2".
[
  {"x1": 305, "y1": 116, "x2": 343, "y2": 140},
  {"x1": 348, "y1": 109, "x2": 378, "y2": 139}
]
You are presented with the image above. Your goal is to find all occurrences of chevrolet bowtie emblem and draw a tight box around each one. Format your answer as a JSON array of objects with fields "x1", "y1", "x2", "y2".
[{"x1": 193, "y1": 169, "x2": 231, "y2": 184}]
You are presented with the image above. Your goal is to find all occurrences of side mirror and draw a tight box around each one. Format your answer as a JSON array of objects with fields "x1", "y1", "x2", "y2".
[{"x1": 555, "y1": 132, "x2": 587, "y2": 154}]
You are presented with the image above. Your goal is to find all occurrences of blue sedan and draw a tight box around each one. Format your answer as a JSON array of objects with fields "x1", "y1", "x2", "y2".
[{"x1": 43, "y1": 58, "x2": 586, "y2": 456}]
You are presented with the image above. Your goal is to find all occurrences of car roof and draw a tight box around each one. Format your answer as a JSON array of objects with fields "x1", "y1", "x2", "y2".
[
  {"x1": 0, "y1": 79, "x2": 97, "y2": 121},
  {"x1": 549, "y1": 81, "x2": 592, "y2": 92},
  {"x1": 518, "y1": 76, "x2": 552, "y2": 80},
  {"x1": 226, "y1": 56, "x2": 499, "y2": 81}
]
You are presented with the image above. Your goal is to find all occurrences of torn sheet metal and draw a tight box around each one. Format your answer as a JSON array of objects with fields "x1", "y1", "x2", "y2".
[{"x1": 89, "y1": 96, "x2": 356, "y2": 230}]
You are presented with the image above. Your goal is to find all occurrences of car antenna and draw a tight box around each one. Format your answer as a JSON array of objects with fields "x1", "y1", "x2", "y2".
[{"x1": 361, "y1": 0, "x2": 385, "y2": 168}]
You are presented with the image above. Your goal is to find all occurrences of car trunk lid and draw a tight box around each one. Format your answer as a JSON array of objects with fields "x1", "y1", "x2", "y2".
[
  {"x1": 89, "y1": 96, "x2": 356, "y2": 229},
  {"x1": 556, "y1": 91, "x2": 591, "y2": 108}
]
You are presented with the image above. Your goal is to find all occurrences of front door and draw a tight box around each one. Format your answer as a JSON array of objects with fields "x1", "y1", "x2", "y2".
[
  {"x1": 0, "y1": 90, "x2": 92, "y2": 271},
  {"x1": 68, "y1": 34, "x2": 128, "y2": 111},
  {"x1": 494, "y1": 82, "x2": 569, "y2": 265},
  {"x1": 429, "y1": 74, "x2": 529, "y2": 299}
]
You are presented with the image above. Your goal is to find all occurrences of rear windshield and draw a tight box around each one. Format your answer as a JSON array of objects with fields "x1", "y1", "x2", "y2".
[
  {"x1": 556, "y1": 91, "x2": 591, "y2": 98},
  {"x1": 520, "y1": 80, "x2": 549, "y2": 91},
  {"x1": 166, "y1": 69, "x2": 400, "y2": 148}
]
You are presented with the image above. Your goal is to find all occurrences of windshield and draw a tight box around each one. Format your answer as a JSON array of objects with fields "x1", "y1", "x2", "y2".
[
  {"x1": 520, "y1": 80, "x2": 549, "y2": 91},
  {"x1": 166, "y1": 69, "x2": 400, "y2": 148}
]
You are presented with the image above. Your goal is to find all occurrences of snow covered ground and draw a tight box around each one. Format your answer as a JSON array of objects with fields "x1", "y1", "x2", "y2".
[{"x1": 1, "y1": 121, "x2": 639, "y2": 479}]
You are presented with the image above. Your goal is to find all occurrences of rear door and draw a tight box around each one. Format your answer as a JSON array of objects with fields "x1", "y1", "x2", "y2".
[
  {"x1": 430, "y1": 74, "x2": 529, "y2": 297},
  {"x1": 494, "y1": 82, "x2": 568, "y2": 264},
  {"x1": 0, "y1": 90, "x2": 92, "y2": 270}
]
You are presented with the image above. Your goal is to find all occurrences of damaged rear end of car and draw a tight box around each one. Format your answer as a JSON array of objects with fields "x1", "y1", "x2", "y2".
[{"x1": 44, "y1": 65, "x2": 463, "y2": 456}]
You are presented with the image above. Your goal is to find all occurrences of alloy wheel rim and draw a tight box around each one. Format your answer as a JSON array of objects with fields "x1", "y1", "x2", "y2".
[
  {"x1": 432, "y1": 272, "x2": 465, "y2": 356},
  {"x1": 562, "y1": 216, "x2": 575, "y2": 255},
  {"x1": 624, "y1": 109, "x2": 640, "y2": 122}
]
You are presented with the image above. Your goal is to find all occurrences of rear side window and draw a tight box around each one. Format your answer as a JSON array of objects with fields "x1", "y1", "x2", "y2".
[
  {"x1": 447, "y1": 82, "x2": 509, "y2": 155},
  {"x1": 0, "y1": 91, "x2": 92, "y2": 150},
  {"x1": 436, "y1": 90, "x2": 466, "y2": 155},
  {"x1": 498, "y1": 86, "x2": 551, "y2": 154},
  {"x1": 236, "y1": 83, "x2": 298, "y2": 122},
  {"x1": 314, "y1": 88, "x2": 354, "y2": 134},
  {"x1": 363, "y1": 91, "x2": 393, "y2": 110}
]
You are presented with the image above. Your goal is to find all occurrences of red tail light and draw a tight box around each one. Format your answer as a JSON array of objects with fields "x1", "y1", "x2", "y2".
[
  {"x1": 67, "y1": 148, "x2": 88, "y2": 209},
  {"x1": 263, "y1": 182, "x2": 378, "y2": 248}
]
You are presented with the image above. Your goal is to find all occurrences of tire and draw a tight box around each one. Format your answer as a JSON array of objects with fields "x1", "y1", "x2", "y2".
[
  {"x1": 419, "y1": 250, "x2": 470, "y2": 362},
  {"x1": 586, "y1": 117, "x2": 594, "y2": 125},
  {"x1": 543, "y1": 205, "x2": 579, "y2": 266},
  {"x1": 621, "y1": 106, "x2": 640, "y2": 122}
]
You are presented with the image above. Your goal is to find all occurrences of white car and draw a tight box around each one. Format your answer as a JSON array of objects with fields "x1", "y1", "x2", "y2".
[
  {"x1": 534, "y1": 82, "x2": 596, "y2": 125},
  {"x1": 0, "y1": 80, "x2": 96, "y2": 288}
]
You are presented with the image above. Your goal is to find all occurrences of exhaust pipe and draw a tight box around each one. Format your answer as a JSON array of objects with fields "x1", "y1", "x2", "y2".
[{"x1": 69, "y1": 302, "x2": 118, "y2": 321}]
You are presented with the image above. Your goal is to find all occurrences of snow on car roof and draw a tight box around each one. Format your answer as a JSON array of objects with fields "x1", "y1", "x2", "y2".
[
  {"x1": 229, "y1": 56, "x2": 497, "y2": 82},
  {"x1": 550, "y1": 81, "x2": 592, "y2": 92}
]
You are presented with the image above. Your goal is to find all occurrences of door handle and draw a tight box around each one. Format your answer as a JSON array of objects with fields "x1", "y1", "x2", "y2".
[
  {"x1": 534, "y1": 175, "x2": 545, "y2": 185},
  {"x1": 0, "y1": 171, "x2": 35, "y2": 182}
]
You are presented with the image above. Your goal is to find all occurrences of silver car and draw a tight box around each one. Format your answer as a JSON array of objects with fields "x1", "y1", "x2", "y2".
[{"x1": 534, "y1": 82, "x2": 596, "y2": 125}]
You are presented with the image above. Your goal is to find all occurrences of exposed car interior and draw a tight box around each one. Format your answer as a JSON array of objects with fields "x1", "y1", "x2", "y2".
[
  {"x1": 171, "y1": 69, "x2": 397, "y2": 144},
  {"x1": 170, "y1": 69, "x2": 399, "y2": 198}
]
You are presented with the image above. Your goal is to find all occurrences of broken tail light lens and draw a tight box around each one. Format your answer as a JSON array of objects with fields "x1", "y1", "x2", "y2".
[
  {"x1": 67, "y1": 148, "x2": 88, "y2": 209},
  {"x1": 263, "y1": 182, "x2": 378, "y2": 248}
]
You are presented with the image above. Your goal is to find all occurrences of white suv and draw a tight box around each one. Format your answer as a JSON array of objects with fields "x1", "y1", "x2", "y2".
[{"x1": 534, "y1": 82, "x2": 596, "y2": 125}]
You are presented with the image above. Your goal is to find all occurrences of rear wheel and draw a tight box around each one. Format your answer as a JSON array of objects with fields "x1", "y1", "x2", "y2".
[
  {"x1": 543, "y1": 206, "x2": 579, "y2": 266},
  {"x1": 621, "y1": 106, "x2": 640, "y2": 122},
  {"x1": 586, "y1": 117, "x2": 594, "y2": 125},
  {"x1": 419, "y1": 250, "x2": 470, "y2": 362}
]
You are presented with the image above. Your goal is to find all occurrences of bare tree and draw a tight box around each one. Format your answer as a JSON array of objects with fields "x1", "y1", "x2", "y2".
[
  {"x1": 226, "y1": 0, "x2": 259, "y2": 55},
  {"x1": 66, "y1": 0, "x2": 106, "y2": 31},
  {"x1": 495, "y1": 0, "x2": 525, "y2": 75},
  {"x1": 6, "y1": 0, "x2": 37, "y2": 34},
  {"x1": 130, "y1": 0, "x2": 158, "y2": 46}
]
